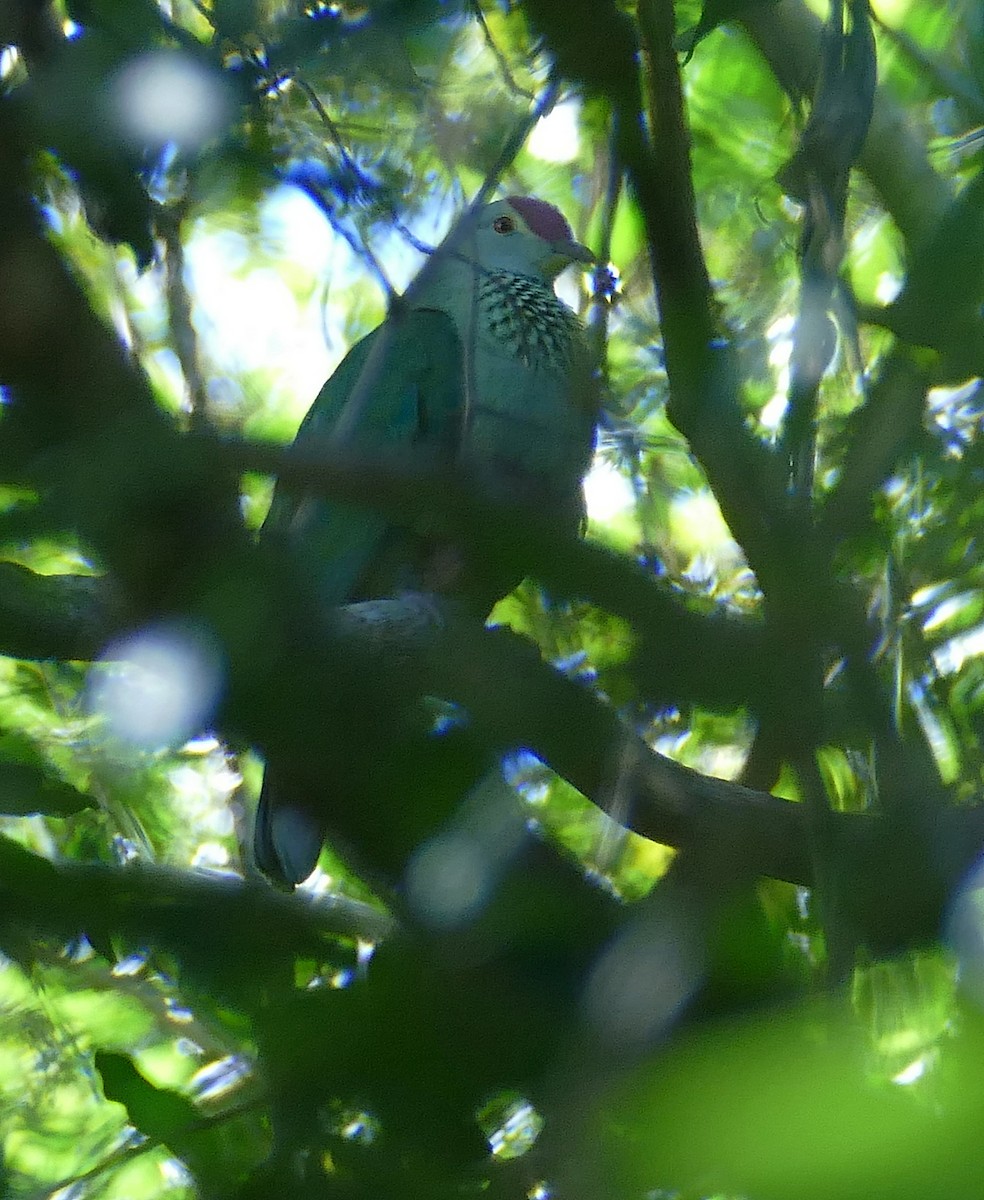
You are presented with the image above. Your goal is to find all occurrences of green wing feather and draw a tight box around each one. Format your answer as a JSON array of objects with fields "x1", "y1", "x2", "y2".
[
  {"x1": 263, "y1": 307, "x2": 464, "y2": 606},
  {"x1": 256, "y1": 308, "x2": 463, "y2": 886}
]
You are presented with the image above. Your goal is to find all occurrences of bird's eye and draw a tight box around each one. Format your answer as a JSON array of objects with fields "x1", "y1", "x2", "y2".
[{"x1": 492, "y1": 215, "x2": 517, "y2": 234}]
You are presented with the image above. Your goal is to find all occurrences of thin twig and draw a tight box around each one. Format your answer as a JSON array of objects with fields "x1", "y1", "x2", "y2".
[
  {"x1": 30, "y1": 1096, "x2": 266, "y2": 1200},
  {"x1": 584, "y1": 116, "x2": 621, "y2": 374},
  {"x1": 291, "y1": 75, "x2": 396, "y2": 300},
  {"x1": 158, "y1": 199, "x2": 210, "y2": 431},
  {"x1": 326, "y1": 78, "x2": 562, "y2": 446},
  {"x1": 470, "y1": 0, "x2": 536, "y2": 100},
  {"x1": 293, "y1": 73, "x2": 437, "y2": 257}
]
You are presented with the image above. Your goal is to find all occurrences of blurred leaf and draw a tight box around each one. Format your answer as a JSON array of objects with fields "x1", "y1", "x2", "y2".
[
  {"x1": 0, "y1": 761, "x2": 91, "y2": 815},
  {"x1": 589, "y1": 988, "x2": 984, "y2": 1200},
  {"x1": 888, "y1": 171, "x2": 984, "y2": 358},
  {"x1": 95, "y1": 1050, "x2": 232, "y2": 1189}
]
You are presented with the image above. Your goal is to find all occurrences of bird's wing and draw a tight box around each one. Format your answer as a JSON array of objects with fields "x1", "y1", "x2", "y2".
[
  {"x1": 262, "y1": 307, "x2": 464, "y2": 606},
  {"x1": 255, "y1": 308, "x2": 463, "y2": 887}
]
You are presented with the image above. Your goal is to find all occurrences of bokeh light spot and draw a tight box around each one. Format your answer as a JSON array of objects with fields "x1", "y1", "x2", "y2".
[
  {"x1": 405, "y1": 830, "x2": 491, "y2": 928},
  {"x1": 89, "y1": 622, "x2": 223, "y2": 750},
  {"x1": 111, "y1": 51, "x2": 231, "y2": 149}
]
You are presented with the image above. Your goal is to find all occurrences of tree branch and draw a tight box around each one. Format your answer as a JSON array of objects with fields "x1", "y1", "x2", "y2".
[
  {"x1": 741, "y1": 0, "x2": 952, "y2": 248},
  {"x1": 0, "y1": 836, "x2": 393, "y2": 973},
  {"x1": 0, "y1": 561, "x2": 125, "y2": 661}
]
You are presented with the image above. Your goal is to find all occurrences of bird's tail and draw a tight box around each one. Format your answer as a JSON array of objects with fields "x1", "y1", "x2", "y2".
[{"x1": 254, "y1": 767, "x2": 324, "y2": 888}]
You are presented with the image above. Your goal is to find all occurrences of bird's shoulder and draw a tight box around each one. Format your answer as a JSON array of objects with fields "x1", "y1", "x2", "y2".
[
  {"x1": 262, "y1": 306, "x2": 465, "y2": 543},
  {"x1": 294, "y1": 306, "x2": 464, "y2": 442}
]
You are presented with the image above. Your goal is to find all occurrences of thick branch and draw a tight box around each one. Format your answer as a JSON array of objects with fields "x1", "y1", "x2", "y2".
[
  {"x1": 633, "y1": 0, "x2": 794, "y2": 597},
  {"x1": 0, "y1": 836, "x2": 393, "y2": 970},
  {"x1": 0, "y1": 556, "x2": 808, "y2": 880},
  {"x1": 7, "y1": 582, "x2": 982, "y2": 949},
  {"x1": 0, "y1": 561, "x2": 126, "y2": 660},
  {"x1": 0, "y1": 114, "x2": 246, "y2": 615}
]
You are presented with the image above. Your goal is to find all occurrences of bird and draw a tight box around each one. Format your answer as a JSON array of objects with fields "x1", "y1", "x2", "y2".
[{"x1": 254, "y1": 195, "x2": 597, "y2": 887}]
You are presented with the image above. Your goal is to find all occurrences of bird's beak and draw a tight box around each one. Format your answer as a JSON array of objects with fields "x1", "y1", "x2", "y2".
[
  {"x1": 541, "y1": 238, "x2": 595, "y2": 278},
  {"x1": 553, "y1": 237, "x2": 595, "y2": 264}
]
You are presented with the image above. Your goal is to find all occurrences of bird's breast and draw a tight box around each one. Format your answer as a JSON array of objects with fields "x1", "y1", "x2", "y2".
[
  {"x1": 476, "y1": 270, "x2": 583, "y2": 374},
  {"x1": 447, "y1": 271, "x2": 595, "y2": 524}
]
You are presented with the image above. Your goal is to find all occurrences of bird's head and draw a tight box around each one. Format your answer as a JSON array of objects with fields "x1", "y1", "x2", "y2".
[{"x1": 454, "y1": 196, "x2": 594, "y2": 282}]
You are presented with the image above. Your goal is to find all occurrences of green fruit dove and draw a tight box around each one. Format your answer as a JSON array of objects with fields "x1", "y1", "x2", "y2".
[{"x1": 255, "y1": 195, "x2": 597, "y2": 887}]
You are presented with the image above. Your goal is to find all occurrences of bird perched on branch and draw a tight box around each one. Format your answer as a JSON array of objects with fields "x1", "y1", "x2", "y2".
[{"x1": 255, "y1": 195, "x2": 597, "y2": 887}]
